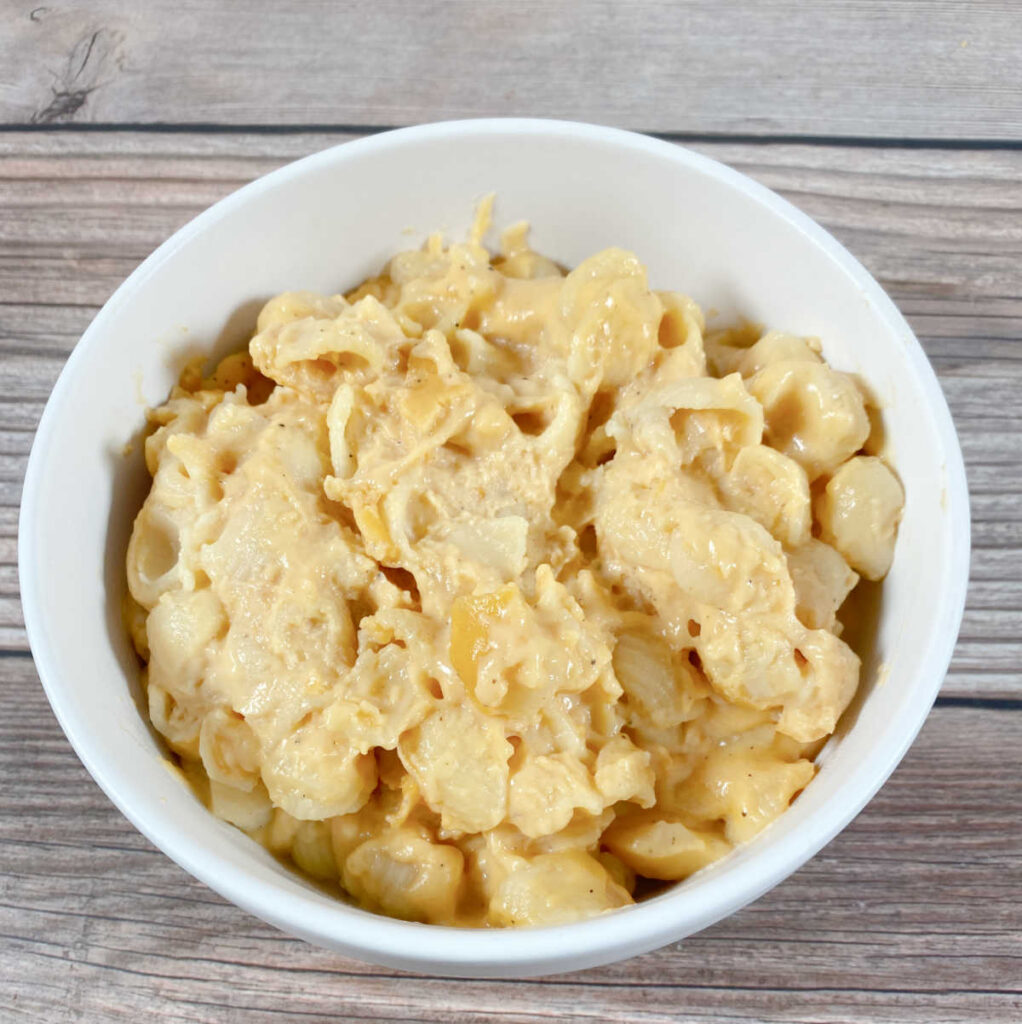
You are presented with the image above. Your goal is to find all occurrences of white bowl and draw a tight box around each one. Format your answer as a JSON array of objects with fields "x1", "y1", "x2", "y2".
[{"x1": 19, "y1": 119, "x2": 969, "y2": 977}]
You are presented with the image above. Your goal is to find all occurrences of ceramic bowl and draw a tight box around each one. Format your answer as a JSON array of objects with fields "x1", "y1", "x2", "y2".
[{"x1": 19, "y1": 119, "x2": 970, "y2": 977}]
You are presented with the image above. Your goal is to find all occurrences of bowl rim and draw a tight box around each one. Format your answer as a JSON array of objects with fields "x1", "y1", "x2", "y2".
[{"x1": 18, "y1": 117, "x2": 971, "y2": 974}]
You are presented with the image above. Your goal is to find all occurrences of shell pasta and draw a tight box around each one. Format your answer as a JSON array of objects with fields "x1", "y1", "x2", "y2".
[{"x1": 126, "y1": 204, "x2": 903, "y2": 927}]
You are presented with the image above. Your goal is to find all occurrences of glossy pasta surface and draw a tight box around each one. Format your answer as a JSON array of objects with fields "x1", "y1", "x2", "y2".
[{"x1": 126, "y1": 206, "x2": 903, "y2": 927}]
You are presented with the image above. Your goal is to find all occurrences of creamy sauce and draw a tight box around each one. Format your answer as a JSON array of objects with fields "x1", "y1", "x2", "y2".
[{"x1": 126, "y1": 205, "x2": 903, "y2": 927}]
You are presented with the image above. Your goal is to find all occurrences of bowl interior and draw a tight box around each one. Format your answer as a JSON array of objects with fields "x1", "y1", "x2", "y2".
[{"x1": 19, "y1": 120, "x2": 969, "y2": 977}]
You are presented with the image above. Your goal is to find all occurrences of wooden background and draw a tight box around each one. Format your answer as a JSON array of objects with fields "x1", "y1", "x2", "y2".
[{"x1": 2, "y1": 2, "x2": 1020, "y2": 1021}]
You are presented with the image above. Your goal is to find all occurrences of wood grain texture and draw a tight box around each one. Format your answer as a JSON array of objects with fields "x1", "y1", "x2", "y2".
[
  {"x1": 0, "y1": 652, "x2": 1018, "y2": 1024},
  {"x1": 3, "y1": 7, "x2": 1021, "y2": 1010},
  {"x1": 1, "y1": 131, "x2": 1019, "y2": 697},
  {"x1": 1, "y1": 1, "x2": 1021, "y2": 140}
]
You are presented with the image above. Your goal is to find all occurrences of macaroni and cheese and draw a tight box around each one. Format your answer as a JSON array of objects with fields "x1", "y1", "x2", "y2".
[{"x1": 126, "y1": 204, "x2": 903, "y2": 927}]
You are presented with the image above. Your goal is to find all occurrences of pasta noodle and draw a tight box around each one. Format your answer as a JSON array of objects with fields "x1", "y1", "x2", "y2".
[{"x1": 126, "y1": 203, "x2": 903, "y2": 927}]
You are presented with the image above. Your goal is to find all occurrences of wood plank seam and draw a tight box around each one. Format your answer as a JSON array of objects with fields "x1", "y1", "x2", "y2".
[{"x1": 2, "y1": 123, "x2": 1022, "y2": 151}]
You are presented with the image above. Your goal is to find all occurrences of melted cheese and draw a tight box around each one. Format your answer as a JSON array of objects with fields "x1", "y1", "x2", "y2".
[{"x1": 127, "y1": 206, "x2": 903, "y2": 927}]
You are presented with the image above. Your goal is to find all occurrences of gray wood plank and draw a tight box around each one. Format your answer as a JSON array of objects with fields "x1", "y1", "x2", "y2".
[
  {"x1": 1, "y1": 1, "x2": 1021, "y2": 140},
  {"x1": 2, "y1": 132, "x2": 1020, "y2": 698},
  {"x1": 1, "y1": 652, "x2": 1018, "y2": 1023}
]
